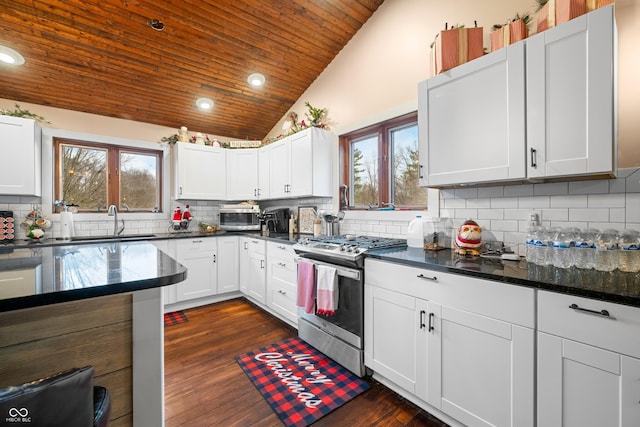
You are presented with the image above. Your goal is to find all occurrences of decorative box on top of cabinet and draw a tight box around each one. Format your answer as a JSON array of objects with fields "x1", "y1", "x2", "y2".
[
  {"x1": 0, "y1": 115, "x2": 42, "y2": 196},
  {"x1": 418, "y1": 5, "x2": 616, "y2": 187},
  {"x1": 174, "y1": 143, "x2": 226, "y2": 200},
  {"x1": 268, "y1": 127, "x2": 334, "y2": 199}
]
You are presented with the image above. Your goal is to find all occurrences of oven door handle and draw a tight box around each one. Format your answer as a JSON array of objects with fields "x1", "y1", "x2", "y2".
[{"x1": 294, "y1": 256, "x2": 361, "y2": 281}]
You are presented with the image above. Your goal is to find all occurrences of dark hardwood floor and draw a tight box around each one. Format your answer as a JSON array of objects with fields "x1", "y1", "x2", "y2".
[{"x1": 164, "y1": 298, "x2": 449, "y2": 427}]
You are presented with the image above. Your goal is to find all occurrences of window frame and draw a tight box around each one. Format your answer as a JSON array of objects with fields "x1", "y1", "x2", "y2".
[
  {"x1": 53, "y1": 137, "x2": 164, "y2": 213},
  {"x1": 340, "y1": 111, "x2": 426, "y2": 210}
]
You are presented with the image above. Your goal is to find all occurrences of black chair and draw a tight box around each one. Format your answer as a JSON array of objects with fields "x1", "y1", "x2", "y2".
[{"x1": 0, "y1": 366, "x2": 111, "y2": 427}]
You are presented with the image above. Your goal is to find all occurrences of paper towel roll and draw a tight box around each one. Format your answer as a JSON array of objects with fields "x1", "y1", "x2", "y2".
[{"x1": 60, "y1": 211, "x2": 74, "y2": 239}]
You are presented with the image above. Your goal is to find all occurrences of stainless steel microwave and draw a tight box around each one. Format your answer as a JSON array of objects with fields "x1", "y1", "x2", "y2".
[{"x1": 219, "y1": 208, "x2": 260, "y2": 231}]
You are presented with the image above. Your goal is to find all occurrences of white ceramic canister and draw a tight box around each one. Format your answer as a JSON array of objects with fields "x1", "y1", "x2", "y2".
[{"x1": 407, "y1": 216, "x2": 423, "y2": 248}]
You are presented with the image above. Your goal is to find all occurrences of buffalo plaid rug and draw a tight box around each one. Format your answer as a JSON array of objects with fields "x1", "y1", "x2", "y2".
[
  {"x1": 164, "y1": 310, "x2": 188, "y2": 326},
  {"x1": 236, "y1": 337, "x2": 370, "y2": 427}
]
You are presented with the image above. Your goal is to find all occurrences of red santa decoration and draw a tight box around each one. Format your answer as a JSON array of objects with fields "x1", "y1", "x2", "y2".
[{"x1": 455, "y1": 219, "x2": 483, "y2": 256}]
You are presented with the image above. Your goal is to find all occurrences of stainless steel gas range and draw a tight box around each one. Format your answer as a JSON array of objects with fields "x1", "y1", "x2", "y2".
[{"x1": 293, "y1": 235, "x2": 406, "y2": 376}]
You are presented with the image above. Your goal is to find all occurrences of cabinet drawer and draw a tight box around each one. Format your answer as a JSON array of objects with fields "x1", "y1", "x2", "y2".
[
  {"x1": 176, "y1": 237, "x2": 216, "y2": 254},
  {"x1": 270, "y1": 282, "x2": 297, "y2": 323},
  {"x1": 246, "y1": 238, "x2": 265, "y2": 255},
  {"x1": 365, "y1": 258, "x2": 535, "y2": 328},
  {"x1": 267, "y1": 241, "x2": 295, "y2": 258},
  {"x1": 538, "y1": 291, "x2": 640, "y2": 359},
  {"x1": 270, "y1": 258, "x2": 297, "y2": 285}
]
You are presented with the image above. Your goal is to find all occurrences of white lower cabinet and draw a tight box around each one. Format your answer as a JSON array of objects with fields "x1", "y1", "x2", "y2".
[
  {"x1": 239, "y1": 237, "x2": 266, "y2": 305},
  {"x1": 365, "y1": 258, "x2": 535, "y2": 427},
  {"x1": 174, "y1": 238, "x2": 217, "y2": 302},
  {"x1": 537, "y1": 291, "x2": 640, "y2": 427},
  {"x1": 266, "y1": 241, "x2": 298, "y2": 326},
  {"x1": 216, "y1": 236, "x2": 238, "y2": 294},
  {"x1": 365, "y1": 285, "x2": 429, "y2": 401}
]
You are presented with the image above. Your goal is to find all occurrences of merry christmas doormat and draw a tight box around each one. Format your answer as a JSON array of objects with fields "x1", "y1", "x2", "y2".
[
  {"x1": 235, "y1": 337, "x2": 370, "y2": 427},
  {"x1": 164, "y1": 310, "x2": 188, "y2": 326}
]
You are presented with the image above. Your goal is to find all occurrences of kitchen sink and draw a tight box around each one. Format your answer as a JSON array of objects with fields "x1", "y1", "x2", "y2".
[{"x1": 68, "y1": 234, "x2": 156, "y2": 242}]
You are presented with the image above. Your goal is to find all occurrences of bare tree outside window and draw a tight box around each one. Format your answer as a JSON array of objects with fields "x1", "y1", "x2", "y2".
[
  {"x1": 342, "y1": 112, "x2": 427, "y2": 210},
  {"x1": 55, "y1": 139, "x2": 162, "y2": 212}
]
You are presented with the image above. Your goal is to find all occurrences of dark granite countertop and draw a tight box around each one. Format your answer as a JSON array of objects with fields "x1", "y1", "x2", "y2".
[
  {"x1": 0, "y1": 241, "x2": 187, "y2": 312},
  {"x1": 367, "y1": 247, "x2": 640, "y2": 308}
]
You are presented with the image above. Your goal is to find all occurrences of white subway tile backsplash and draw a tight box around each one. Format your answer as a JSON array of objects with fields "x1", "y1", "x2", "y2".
[
  {"x1": 490, "y1": 197, "x2": 518, "y2": 209},
  {"x1": 477, "y1": 186, "x2": 504, "y2": 198},
  {"x1": 518, "y1": 196, "x2": 550, "y2": 209},
  {"x1": 454, "y1": 188, "x2": 478, "y2": 199},
  {"x1": 466, "y1": 198, "x2": 491, "y2": 208},
  {"x1": 570, "y1": 208, "x2": 610, "y2": 222},
  {"x1": 540, "y1": 209, "x2": 569, "y2": 222},
  {"x1": 534, "y1": 182, "x2": 569, "y2": 196},
  {"x1": 490, "y1": 220, "x2": 518, "y2": 232},
  {"x1": 477, "y1": 209, "x2": 504, "y2": 220},
  {"x1": 588, "y1": 193, "x2": 625, "y2": 208},
  {"x1": 569, "y1": 180, "x2": 609, "y2": 194},
  {"x1": 443, "y1": 198, "x2": 466, "y2": 209},
  {"x1": 550, "y1": 194, "x2": 588, "y2": 208},
  {"x1": 504, "y1": 184, "x2": 534, "y2": 197},
  {"x1": 610, "y1": 208, "x2": 626, "y2": 224}
]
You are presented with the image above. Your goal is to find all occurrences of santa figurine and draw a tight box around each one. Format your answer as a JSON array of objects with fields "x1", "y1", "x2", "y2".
[{"x1": 454, "y1": 219, "x2": 483, "y2": 256}]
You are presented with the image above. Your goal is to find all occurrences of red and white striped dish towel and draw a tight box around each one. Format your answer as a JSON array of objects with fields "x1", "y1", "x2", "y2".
[
  {"x1": 316, "y1": 264, "x2": 338, "y2": 316},
  {"x1": 296, "y1": 260, "x2": 316, "y2": 314}
]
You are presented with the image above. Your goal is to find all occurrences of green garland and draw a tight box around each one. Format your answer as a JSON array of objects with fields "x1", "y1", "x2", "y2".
[{"x1": 0, "y1": 104, "x2": 50, "y2": 123}]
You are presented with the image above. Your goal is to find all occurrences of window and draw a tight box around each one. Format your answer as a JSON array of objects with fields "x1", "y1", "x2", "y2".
[
  {"x1": 54, "y1": 138, "x2": 162, "y2": 212},
  {"x1": 340, "y1": 112, "x2": 427, "y2": 209}
]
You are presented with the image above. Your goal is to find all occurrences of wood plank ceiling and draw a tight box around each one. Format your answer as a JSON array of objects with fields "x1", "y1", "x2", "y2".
[{"x1": 0, "y1": 0, "x2": 384, "y2": 140}]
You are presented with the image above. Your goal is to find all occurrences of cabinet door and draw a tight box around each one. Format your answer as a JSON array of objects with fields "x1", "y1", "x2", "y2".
[
  {"x1": 364, "y1": 285, "x2": 429, "y2": 401},
  {"x1": 428, "y1": 305, "x2": 534, "y2": 427},
  {"x1": 238, "y1": 238, "x2": 250, "y2": 295},
  {"x1": 247, "y1": 250, "x2": 266, "y2": 304},
  {"x1": 216, "y1": 236, "x2": 239, "y2": 294},
  {"x1": 257, "y1": 148, "x2": 270, "y2": 199},
  {"x1": 0, "y1": 116, "x2": 41, "y2": 196},
  {"x1": 288, "y1": 131, "x2": 313, "y2": 197},
  {"x1": 526, "y1": 6, "x2": 615, "y2": 179},
  {"x1": 419, "y1": 42, "x2": 526, "y2": 187},
  {"x1": 175, "y1": 239, "x2": 217, "y2": 301},
  {"x1": 175, "y1": 144, "x2": 227, "y2": 200},
  {"x1": 268, "y1": 140, "x2": 290, "y2": 198},
  {"x1": 538, "y1": 332, "x2": 640, "y2": 427},
  {"x1": 226, "y1": 149, "x2": 258, "y2": 200}
]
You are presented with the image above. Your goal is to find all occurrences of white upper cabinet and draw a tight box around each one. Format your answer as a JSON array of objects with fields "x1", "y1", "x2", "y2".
[
  {"x1": 174, "y1": 143, "x2": 226, "y2": 200},
  {"x1": 527, "y1": 5, "x2": 615, "y2": 179},
  {"x1": 418, "y1": 6, "x2": 616, "y2": 187},
  {"x1": 419, "y1": 42, "x2": 526, "y2": 187},
  {"x1": 0, "y1": 116, "x2": 42, "y2": 196},
  {"x1": 257, "y1": 147, "x2": 270, "y2": 200},
  {"x1": 268, "y1": 127, "x2": 334, "y2": 198},
  {"x1": 226, "y1": 148, "x2": 259, "y2": 200}
]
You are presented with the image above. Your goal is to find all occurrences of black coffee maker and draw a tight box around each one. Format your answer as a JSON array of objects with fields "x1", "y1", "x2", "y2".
[{"x1": 260, "y1": 208, "x2": 290, "y2": 233}]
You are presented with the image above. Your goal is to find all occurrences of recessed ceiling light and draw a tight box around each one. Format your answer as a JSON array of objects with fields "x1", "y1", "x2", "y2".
[
  {"x1": 149, "y1": 19, "x2": 165, "y2": 31},
  {"x1": 0, "y1": 45, "x2": 25, "y2": 66},
  {"x1": 247, "y1": 73, "x2": 265, "y2": 88},
  {"x1": 196, "y1": 97, "x2": 214, "y2": 110}
]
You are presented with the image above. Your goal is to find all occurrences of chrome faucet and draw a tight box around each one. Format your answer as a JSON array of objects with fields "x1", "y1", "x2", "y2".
[{"x1": 107, "y1": 204, "x2": 125, "y2": 236}]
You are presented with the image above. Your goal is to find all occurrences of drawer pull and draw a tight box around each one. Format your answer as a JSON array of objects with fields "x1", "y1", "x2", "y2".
[
  {"x1": 417, "y1": 274, "x2": 437, "y2": 281},
  {"x1": 569, "y1": 303, "x2": 610, "y2": 318},
  {"x1": 278, "y1": 262, "x2": 286, "y2": 267},
  {"x1": 278, "y1": 290, "x2": 286, "y2": 295},
  {"x1": 419, "y1": 310, "x2": 426, "y2": 329},
  {"x1": 277, "y1": 245, "x2": 286, "y2": 250},
  {"x1": 428, "y1": 313, "x2": 435, "y2": 332}
]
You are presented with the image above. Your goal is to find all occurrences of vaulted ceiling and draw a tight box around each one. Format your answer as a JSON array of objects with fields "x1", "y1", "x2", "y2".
[{"x1": 0, "y1": 0, "x2": 384, "y2": 140}]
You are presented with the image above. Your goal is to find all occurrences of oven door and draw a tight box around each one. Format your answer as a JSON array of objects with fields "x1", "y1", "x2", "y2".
[{"x1": 295, "y1": 256, "x2": 363, "y2": 349}]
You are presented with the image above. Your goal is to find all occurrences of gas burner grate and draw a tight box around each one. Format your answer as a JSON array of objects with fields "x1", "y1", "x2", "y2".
[{"x1": 305, "y1": 235, "x2": 406, "y2": 250}]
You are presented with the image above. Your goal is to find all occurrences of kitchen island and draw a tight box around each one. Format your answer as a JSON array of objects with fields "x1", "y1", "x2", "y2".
[{"x1": 0, "y1": 241, "x2": 187, "y2": 427}]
